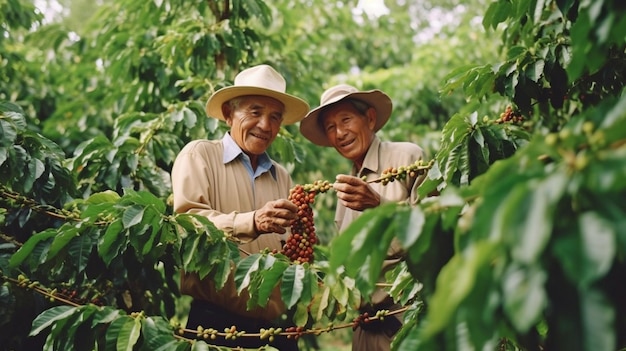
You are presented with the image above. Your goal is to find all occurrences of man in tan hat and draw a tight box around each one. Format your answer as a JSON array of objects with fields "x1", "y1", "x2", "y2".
[
  {"x1": 171, "y1": 64, "x2": 309, "y2": 350},
  {"x1": 300, "y1": 83, "x2": 426, "y2": 351}
]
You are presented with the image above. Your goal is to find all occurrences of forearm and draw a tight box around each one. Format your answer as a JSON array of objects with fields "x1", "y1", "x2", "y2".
[{"x1": 176, "y1": 201, "x2": 257, "y2": 241}]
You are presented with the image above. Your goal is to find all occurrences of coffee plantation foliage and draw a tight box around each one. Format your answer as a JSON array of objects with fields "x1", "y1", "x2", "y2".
[{"x1": 1, "y1": 0, "x2": 625, "y2": 350}]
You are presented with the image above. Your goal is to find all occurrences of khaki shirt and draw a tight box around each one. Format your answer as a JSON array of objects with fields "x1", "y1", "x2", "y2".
[
  {"x1": 171, "y1": 136, "x2": 292, "y2": 320},
  {"x1": 335, "y1": 136, "x2": 425, "y2": 304}
]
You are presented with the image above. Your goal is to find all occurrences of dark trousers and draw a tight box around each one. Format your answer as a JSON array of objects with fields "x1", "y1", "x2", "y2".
[{"x1": 185, "y1": 299, "x2": 299, "y2": 350}]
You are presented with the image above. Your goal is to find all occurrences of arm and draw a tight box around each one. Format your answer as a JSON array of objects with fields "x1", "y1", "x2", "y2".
[{"x1": 171, "y1": 143, "x2": 296, "y2": 240}]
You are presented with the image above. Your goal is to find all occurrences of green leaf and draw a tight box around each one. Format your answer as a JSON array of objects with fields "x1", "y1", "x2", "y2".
[
  {"x1": 507, "y1": 46, "x2": 527, "y2": 60},
  {"x1": 330, "y1": 203, "x2": 396, "y2": 276},
  {"x1": 395, "y1": 206, "x2": 425, "y2": 248},
  {"x1": 67, "y1": 229, "x2": 95, "y2": 272},
  {"x1": 482, "y1": 0, "x2": 513, "y2": 30},
  {"x1": 502, "y1": 264, "x2": 547, "y2": 332},
  {"x1": 525, "y1": 59, "x2": 545, "y2": 82},
  {"x1": 362, "y1": 220, "x2": 397, "y2": 294},
  {"x1": 312, "y1": 285, "x2": 331, "y2": 321},
  {"x1": 9, "y1": 230, "x2": 56, "y2": 267},
  {"x1": 190, "y1": 340, "x2": 210, "y2": 351},
  {"x1": 86, "y1": 190, "x2": 121, "y2": 204},
  {"x1": 116, "y1": 318, "x2": 142, "y2": 351},
  {"x1": 579, "y1": 212, "x2": 616, "y2": 285},
  {"x1": 92, "y1": 307, "x2": 122, "y2": 327},
  {"x1": 234, "y1": 254, "x2": 263, "y2": 294},
  {"x1": 104, "y1": 315, "x2": 144, "y2": 351},
  {"x1": 421, "y1": 241, "x2": 497, "y2": 338},
  {"x1": 580, "y1": 288, "x2": 616, "y2": 351},
  {"x1": 98, "y1": 220, "x2": 127, "y2": 266},
  {"x1": 47, "y1": 227, "x2": 79, "y2": 259},
  {"x1": 30, "y1": 306, "x2": 76, "y2": 336},
  {"x1": 556, "y1": 212, "x2": 617, "y2": 287},
  {"x1": 280, "y1": 264, "x2": 305, "y2": 309},
  {"x1": 534, "y1": 0, "x2": 546, "y2": 23},
  {"x1": 122, "y1": 205, "x2": 145, "y2": 229},
  {"x1": 505, "y1": 172, "x2": 568, "y2": 263},
  {"x1": 45, "y1": 308, "x2": 80, "y2": 351},
  {"x1": 256, "y1": 257, "x2": 289, "y2": 307}
]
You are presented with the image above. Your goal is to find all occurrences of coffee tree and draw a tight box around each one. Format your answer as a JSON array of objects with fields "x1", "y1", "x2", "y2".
[{"x1": 1, "y1": 0, "x2": 625, "y2": 350}]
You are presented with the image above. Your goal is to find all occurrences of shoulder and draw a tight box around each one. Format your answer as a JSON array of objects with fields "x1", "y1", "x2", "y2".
[
  {"x1": 379, "y1": 140, "x2": 424, "y2": 157},
  {"x1": 179, "y1": 139, "x2": 222, "y2": 155}
]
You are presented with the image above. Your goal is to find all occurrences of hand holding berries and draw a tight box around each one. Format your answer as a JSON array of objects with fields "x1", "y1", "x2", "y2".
[
  {"x1": 333, "y1": 174, "x2": 381, "y2": 211},
  {"x1": 254, "y1": 199, "x2": 298, "y2": 234}
]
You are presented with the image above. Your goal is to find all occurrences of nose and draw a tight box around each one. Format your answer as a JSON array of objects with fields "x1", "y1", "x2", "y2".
[
  {"x1": 257, "y1": 114, "x2": 272, "y2": 131},
  {"x1": 336, "y1": 124, "x2": 348, "y2": 140}
]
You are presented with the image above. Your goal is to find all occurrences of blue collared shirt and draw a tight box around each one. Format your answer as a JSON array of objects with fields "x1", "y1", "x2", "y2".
[{"x1": 222, "y1": 132, "x2": 277, "y2": 181}]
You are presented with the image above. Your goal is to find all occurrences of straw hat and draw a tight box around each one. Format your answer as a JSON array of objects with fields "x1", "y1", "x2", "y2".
[
  {"x1": 206, "y1": 65, "x2": 309, "y2": 125},
  {"x1": 299, "y1": 84, "x2": 392, "y2": 146}
]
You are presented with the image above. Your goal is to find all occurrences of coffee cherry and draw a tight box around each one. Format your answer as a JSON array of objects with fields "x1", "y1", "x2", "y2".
[
  {"x1": 495, "y1": 105, "x2": 524, "y2": 124},
  {"x1": 281, "y1": 184, "x2": 319, "y2": 263}
]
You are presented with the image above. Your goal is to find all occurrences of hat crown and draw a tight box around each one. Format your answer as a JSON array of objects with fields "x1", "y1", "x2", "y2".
[
  {"x1": 320, "y1": 84, "x2": 359, "y2": 105},
  {"x1": 233, "y1": 64, "x2": 287, "y2": 94}
]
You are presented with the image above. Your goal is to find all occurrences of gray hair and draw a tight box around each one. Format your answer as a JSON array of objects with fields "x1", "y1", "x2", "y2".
[{"x1": 227, "y1": 96, "x2": 245, "y2": 110}]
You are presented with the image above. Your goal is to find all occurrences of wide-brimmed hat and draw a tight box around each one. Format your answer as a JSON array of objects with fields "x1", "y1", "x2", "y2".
[
  {"x1": 206, "y1": 64, "x2": 309, "y2": 125},
  {"x1": 299, "y1": 84, "x2": 392, "y2": 146}
]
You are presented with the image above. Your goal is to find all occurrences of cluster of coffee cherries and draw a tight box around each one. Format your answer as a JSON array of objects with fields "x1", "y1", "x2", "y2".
[
  {"x1": 495, "y1": 105, "x2": 524, "y2": 124},
  {"x1": 351, "y1": 309, "x2": 390, "y2": 330},
  {"x1": 374, "y1": 159, "x2": 433, "y2": 186},
  {"x1": 259, "y1": 327, "x2": 283, "y2": 342},
  {"x1": 284, "y1": 326, "x2": 306, "y2": 340},
  {"x1": 14, "y1": 275, "x2": 107, "y2": 306},
  {"x1": 280, "y1": 180, "x2": 332, "y2": 263}
]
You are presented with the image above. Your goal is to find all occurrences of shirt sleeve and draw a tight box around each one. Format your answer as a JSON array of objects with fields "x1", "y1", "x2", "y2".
[{"x1": 171, "y1": 145, "x2": 258, "y2": 241}]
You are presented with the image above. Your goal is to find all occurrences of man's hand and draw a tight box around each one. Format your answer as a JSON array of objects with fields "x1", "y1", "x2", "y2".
[
  {"x1": 254, "y1": 199, "x2": 298, "y2": 234},
  {"x1": 333, "y1": 174, "x2": 381, "y2": 211}
]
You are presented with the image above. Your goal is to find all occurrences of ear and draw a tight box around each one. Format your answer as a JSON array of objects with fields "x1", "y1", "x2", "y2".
[
  {"x1": 221, "y1": 103, "x2": 233, "y2": 126},
  {"x1": 365, "y1": 107, "x2": 377, "y2": 130}
]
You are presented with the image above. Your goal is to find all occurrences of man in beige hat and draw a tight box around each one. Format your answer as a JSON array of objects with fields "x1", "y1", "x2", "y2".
[
  {"x1": 171, "y1": 64, "x2": 309, "y2": 350},
  {"x1": 300, "y1": 83, "x2": 426, "y2": 351}
]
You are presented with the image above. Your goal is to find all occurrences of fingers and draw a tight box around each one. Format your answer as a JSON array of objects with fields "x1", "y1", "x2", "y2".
[
  {"x1": 273, "y1": 198, "x2": 299, "y2": 214},
  {"x1": 254, "y1": 199, "x2": 298, "y2": 234},
  {"x1": 333, "y1": 174, "x2": 370, "y2": 195},
  {"x1": 335, "y1": 174, "x2": 364, "y2": 186},
  {"x1": 333, "y1": 174, "x2": 380, "y2": 211}
]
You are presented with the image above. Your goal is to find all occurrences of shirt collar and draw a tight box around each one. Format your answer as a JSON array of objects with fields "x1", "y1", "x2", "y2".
[
  {"x1": 353, "y1": 135, "x2": 381, "y2": 176},
  {"x1": 222, "y1": 133, "x2": 277, "y2": 179}
]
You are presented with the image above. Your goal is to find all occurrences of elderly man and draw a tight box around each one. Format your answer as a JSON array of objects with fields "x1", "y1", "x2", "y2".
[
  {"x1": 300, "y1": 84, "x2": 426, "y2": 351},
  {"x1": 171, "y1": 64, "x2": 309, "y2": 350}
]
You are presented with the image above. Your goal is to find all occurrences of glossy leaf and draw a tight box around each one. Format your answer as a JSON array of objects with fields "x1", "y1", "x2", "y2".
[
  {"x1": 8, "y1": 229, "x2": 56, "y2": 267},
  {"x1": 280, "y1": 264, "x2": 305, "y2": 309},
  {"x1": 30, "y1": 306, "x2": 75, "y2": 336},
  {"x1": 502, "y1": 264, "x2": 547, "y2": 332},
  {"x1": 421, "y1": 241, "x2": 498, "y2": 338}
]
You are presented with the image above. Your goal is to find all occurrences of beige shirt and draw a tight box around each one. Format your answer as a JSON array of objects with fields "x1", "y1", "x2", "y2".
[
  {"x1": 335, "y1": 136, "x2": 425, "y2": 304},
  {"x1": 171, "y1": 136, "x2": 292, "y2": 320}
]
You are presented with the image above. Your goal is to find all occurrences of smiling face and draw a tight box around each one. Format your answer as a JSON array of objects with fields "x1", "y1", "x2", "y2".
[
  {"x1": 223, "y1": 95, "x2": 284, "y2": 166},
  {"x1": 320, "y1": 100, "x2": 376, "y2": 169}
]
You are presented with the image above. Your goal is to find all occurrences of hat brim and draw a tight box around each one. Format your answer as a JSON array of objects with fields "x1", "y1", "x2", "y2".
[
  {"x1": 206, "y1": 86, "x2": 310, "y2": 125},
  {"x1": 300, "y1": 90, "x2": 392, "y2": 147}
]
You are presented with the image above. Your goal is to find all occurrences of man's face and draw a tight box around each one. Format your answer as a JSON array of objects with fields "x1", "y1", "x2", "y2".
[
  {"x1": 224, "y1": 95, "x2": 284, "y2": 156},
  {"x1": 321, "y1": 100, "x2": 376, "y2": 166}
]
